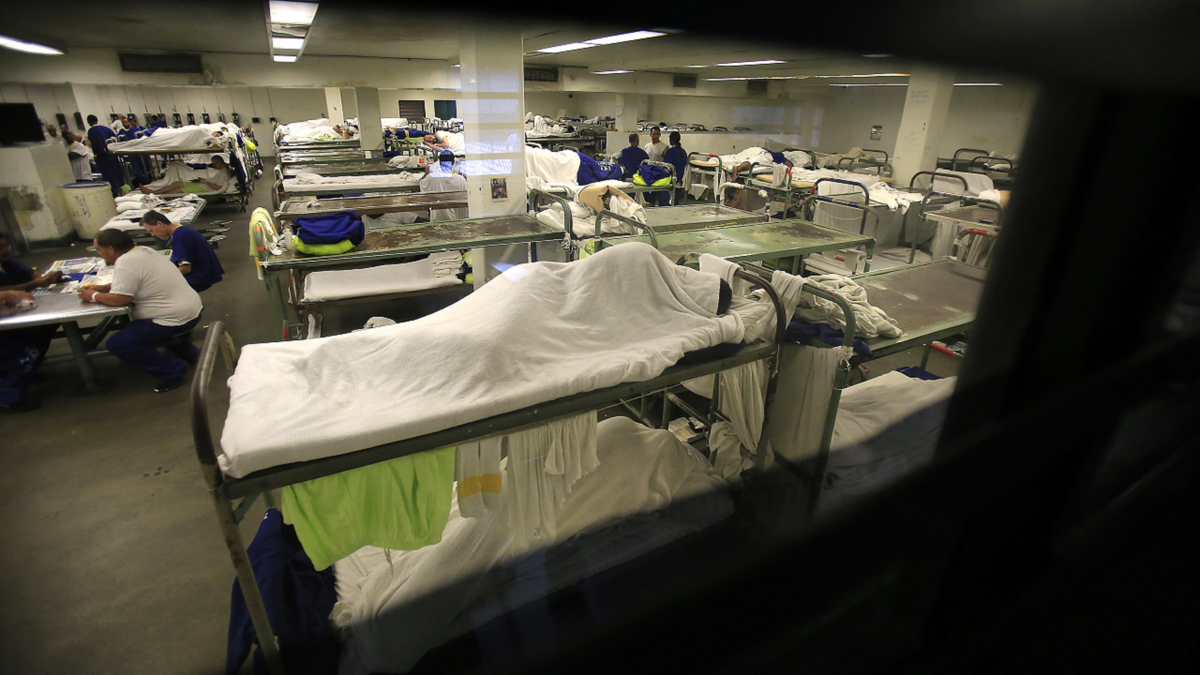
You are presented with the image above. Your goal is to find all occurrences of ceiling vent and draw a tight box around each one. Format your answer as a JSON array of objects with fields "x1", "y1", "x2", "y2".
[
  {"x1": 119, "y1": 52, "x2": 203, "y2": 74},
  {"x1": 673, "y1": 74, "x2": 697, "y2": 89},
  {"x1": 524, "y1": 66, "x2": 559, "y2": 83},
  {"x1": 747, "y1": 80, "x2": 769, "y2": 95}
]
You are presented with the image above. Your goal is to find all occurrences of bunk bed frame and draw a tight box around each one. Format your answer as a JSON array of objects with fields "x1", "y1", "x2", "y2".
[{"x1": 192, "y1": 262, "x2": 790, "y2": 675}]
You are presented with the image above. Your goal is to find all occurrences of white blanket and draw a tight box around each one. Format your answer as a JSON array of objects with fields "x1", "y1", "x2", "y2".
[
  {"x1": 793, "y1": 274, "x2": 903, "y2": 339},
  {"x1": 301, "y1": 253, "x2": 464, "y2": 303},
  {"x1": 932, "y1": 170, "x2": 994, "y2": 198},
  {"x1": 219, "y1": 243, "x2": 744, "y2": 477},
  {"x1": 284, "y1": 172, "x2": 423, "y2": 190},
  {"x1": 868, "y1": 182, "x2": 926, "y2": 212},
  {"x1": 108, "y1": 125, "x2": 224, "y2": 152},
  {"x1": 525, "y1": 146, "x2": 580, "y2": 185},
  {"x1": 335, "y1": 416, "x2": 730, "y2": 675},
  {"x1": 689, "y1": 146, "x2": 774, "y2": 170}
]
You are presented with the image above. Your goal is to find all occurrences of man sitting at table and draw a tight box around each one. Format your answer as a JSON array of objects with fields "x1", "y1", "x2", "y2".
[
  {"x1": 0, "y1": 233, "x2": 63, "y2": 412},
  {"x1": 140, "y1": 210, "x2": 224, "y2": 292},
  {"x1": 79, "y1": 229, "x2": 203, "y2": 393}
]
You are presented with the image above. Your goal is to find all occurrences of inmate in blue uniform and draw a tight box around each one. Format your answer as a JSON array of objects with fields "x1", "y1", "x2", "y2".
[
  {"x1": 88, "y1": 124, "x2": 123, "y2": 197},
  {"x1": 170, "y1": 226, "x2": 225, "y2": 292},
  {"x1": 0, "y1": 259, "x2": 55, "y2": 406}
]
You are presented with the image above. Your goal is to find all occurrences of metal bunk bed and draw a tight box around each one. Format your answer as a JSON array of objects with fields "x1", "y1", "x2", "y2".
[
  {"x1": 192, "y1": 261, "x2": 790, "y2": 675},
  {"x1": 280, "y1": 161, "x2": 402, "y2": 179},
  {"x1": 257, "y1": 213, "x2": 564, "y2": 340},
  {"x1": 274, "y1": 191, "x2": 468, "y2": 227},
  {"x1": 111, "y1": 144, "x2": 252, "y2": 213}
]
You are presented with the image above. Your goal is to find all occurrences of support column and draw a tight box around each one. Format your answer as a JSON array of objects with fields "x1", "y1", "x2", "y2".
[
  {"x1": 615, "y1": 93, "x2": 647, "y2": 132},
  {"x1": 354, "y1": 87, "x2": 384, "y2": 153},
  {"x1": 892, "y1": 66, "x2": 956, "y2": 185},
  {"x1": 459, "y1": 22, "x2": 527, "y2": 287},
  {"x1": 324, "y1": 87, "x2": 344, "y2": 125}
]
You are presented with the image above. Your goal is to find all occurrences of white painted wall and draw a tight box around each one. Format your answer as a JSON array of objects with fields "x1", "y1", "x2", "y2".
[{"x1": 0, "y1": 142, "x2": 78, "y2": 245}]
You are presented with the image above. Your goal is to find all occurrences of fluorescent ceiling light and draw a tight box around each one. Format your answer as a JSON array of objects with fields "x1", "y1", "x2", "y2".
[
  {"x1": 593, "y1": 70, "x2": 632, "y2": 74},
  {"x1": 814, "y1": 73, "x2": 909, "y2": 78},
  {"x1": 585, "y1": 31, "x2": 665, "y2": 45},
  {"x1": 954, "y1": 82, "x2": 1003, "y2": 86},
  {"x1": 273, "y1": 55, "x2": 298, "y2": 63},
  {"x1": 451, "y1": 64, "x2": 461, "y2": 67},
  {"x1": 716, "y1": 60, "x2": 785, "y2": 67},
  {"x1": 537, "y1": 42, "x2": 595, "y2": 53},
  {"x1": 269, "y1": 1, "x2": 319, "y2": 25},
  {"x1": 831, "y1": 83, "x2": 908, "y2": 87},
  {"x1": 272, "y1": 37, "x2": 305, "y2": 50},
  {"x1": 537, "y1": 30, "x2": 668, "y2": 54},
  {"x1": 685, "y1": 64, "x2": 708, "y2": 68},
  {"x1": 0, "y1": 34, "x2": 63, "y2": 55},
  {"x1": 706, "y1": 76, "x2": 807, "y2": 81}
]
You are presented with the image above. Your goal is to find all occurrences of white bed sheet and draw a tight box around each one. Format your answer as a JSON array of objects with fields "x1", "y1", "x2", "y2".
[
  {"x1": 334, "y1": 417, "x2": 732, "y2": 675},
  {"x1": 219, "y1": 244, "x2": 744, "y2": 478},
  {"x1": 302, "y1": 254, "x2": 463, "y2": 302},
  {"x1": 283, "y1": 172, "x2": 423, "y2": 192},
  {"x1": 525, "y1": 146, "x2": 580, "y2": 185}
]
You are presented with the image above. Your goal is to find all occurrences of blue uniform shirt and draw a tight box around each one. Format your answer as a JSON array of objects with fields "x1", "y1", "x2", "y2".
[
  {"x1": 618, "y1": 146, "x2": 649, "y2": 180},
  {"x1": 0, "y1": 259, "x2": 35, "y2": 288},
  {"x1": 87, "y1": 125, "x2": 117, "y2": 156},
  {"x1": 170, "y1": 226, "x2": 224, "y2": 292},
  {"x1": 768, "y1": 150, "x2": 787, "y2": 164},
  {"x1": 663, "y1": 146, "x2": 688, "y2": 181}
]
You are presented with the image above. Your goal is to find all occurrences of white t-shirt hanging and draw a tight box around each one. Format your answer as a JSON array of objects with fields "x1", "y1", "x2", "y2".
[{"x1": 109, "y1": 246, "x2": 203, "y2": 326}]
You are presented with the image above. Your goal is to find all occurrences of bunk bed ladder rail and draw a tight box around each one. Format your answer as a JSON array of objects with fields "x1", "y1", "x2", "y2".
[
  {"x1": 593, "y1": 210, "x2": 660, "y2": 250},
  {"x1": 905, "y1": 171, "x2": 972, "y2": 264},
  {"x1": 191, "y1": 322, "x2": 285, "y2": 675},
  {"x1": 738, "y1": 266, "x2": 859, "y2": 518},
  {"x1": 528, "y1": 188, "x2": 579, "y2": 260}
]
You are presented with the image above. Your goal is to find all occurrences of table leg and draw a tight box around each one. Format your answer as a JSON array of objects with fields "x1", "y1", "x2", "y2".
[
  {"x1": 472, "y1": 248, "x2": 487, "y2": 291},
  {"x1": 62, "y1": 321, "x2": 102, "y2": 391},
  {"x1": 920, "y1": 343, "x2": 932, "y2": 369}
]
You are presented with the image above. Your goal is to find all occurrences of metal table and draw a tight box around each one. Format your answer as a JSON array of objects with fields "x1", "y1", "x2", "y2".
[
  {"x1": 275, "y1": 191, "x2": 468, "y2": 224},
  {"x1": 644, "y1": 204, "x2": 763, "y2": 233},
  {"x1": 852, "y1": 260, "x2": 986, "y2": 360},
  {"x1": 282, "y1": 162, "x2": 402, "y2": 179},
  {"x1": 601, "y1": 218, "x2": 876, "y2": 270},
  {"x1": 0, "y1": 291, "x2": 130, "y2": 391},
  {"x1": 260, "y1": 214, "x2": 564, "y2": 340}
]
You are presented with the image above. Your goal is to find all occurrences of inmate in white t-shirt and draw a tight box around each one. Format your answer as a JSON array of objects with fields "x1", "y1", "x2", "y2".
[{"x1": 110, "y1": 246, "x2": 203, "y2": 326}]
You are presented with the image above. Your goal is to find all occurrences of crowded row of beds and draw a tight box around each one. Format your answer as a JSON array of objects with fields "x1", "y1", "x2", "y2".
[
  {"x1": 204, "y1": 248, "x2": 976, "y2": 675},
  {"x1": 216, "y1": 137, "x2": 986, "y2": 670},
  {"x1": 108, "y1": 123, "x2": 256, "y2": 211}
]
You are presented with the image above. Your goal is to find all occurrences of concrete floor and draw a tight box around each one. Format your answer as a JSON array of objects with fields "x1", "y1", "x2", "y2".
[{"x1": 0, "y1": 169, "x2": 962, "y2": 674}]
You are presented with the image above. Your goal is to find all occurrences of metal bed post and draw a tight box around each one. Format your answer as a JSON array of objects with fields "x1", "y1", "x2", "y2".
[
  {"x1": 528, "y1": 188, "x2": 578, "y2": 261},
  {"x1": 902, "y1": 172, "x2": 972, "y2": 264},
  {"x1": 951, "y1": 147, "x2": 991, "y2": 172},
  {"x1": 593, "y1": 210, "x2": 660, "y2": 251},
  {"x1": 191, "y1": 322, "x2": 285, "y2": 675}
]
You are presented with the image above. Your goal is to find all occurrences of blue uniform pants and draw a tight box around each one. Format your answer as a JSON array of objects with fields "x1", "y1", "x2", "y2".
[
  {"x1": 96, "y1": 155, "x2": 124, "y2": 197},
  {"x1": 106, "y1": 316, "x2": 201, "y2": 381},
  {"x1": 0, "y1": 326, "x2": 55, "y2": 405}
]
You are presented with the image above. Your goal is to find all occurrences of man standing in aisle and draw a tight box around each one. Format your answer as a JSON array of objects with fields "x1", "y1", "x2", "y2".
[
  {"x1": 618, "y1": 133, "x2": 649, "y2": 181},
  {"x1": 645, "y1": 126, "x2": 667, "y2": 163},
  {"x1": 140, "y1": 210, "x2": 224, "y2": 292},
  {"x1": 78, "y1": 229, "x2": 203, "y2": 393},
  {"x1": 86, "y1": 114, "x2": 123, "y2": 197},
  {"x1": 64, "y1": 131, "x2": 92, "y2": 181}
]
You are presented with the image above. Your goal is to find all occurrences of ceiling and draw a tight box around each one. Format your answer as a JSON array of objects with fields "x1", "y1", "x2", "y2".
[{"x1": 0, "y1": 3, "x2": 1011, "y2": 86}]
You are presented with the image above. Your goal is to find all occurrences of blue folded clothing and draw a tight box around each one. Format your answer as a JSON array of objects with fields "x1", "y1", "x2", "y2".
[
  {"x1": 577, "y1": 151, "x2": 624, "y2": 184},
  {"x1": 785, "y1": 319, "x2": 872, "y2": 357},
  {"x1": 635, "y1": 164, "x2": 671, "y2": 184},
  {"x1": 290, "y1": 211, "x2": 365, "y2": 247}
]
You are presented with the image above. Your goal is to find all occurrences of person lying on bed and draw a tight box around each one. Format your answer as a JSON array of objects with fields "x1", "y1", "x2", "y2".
[
  {"x1": 729, "y1": 148, "x2": 794, "y2": 183},
  {"x1": 137, "y1": 155, "x2": 236, "y2": 195}
]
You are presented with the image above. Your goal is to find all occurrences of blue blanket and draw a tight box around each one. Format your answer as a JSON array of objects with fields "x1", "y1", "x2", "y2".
[
  {"x1": 635, "y1": 164, "x2": 671, "y2": 184},
  {"x1": 785, "y1": 319, "x2": 872, "y2": 357},
  {"x1": 576, "y1": 152, "x2": 623, "y2": 184},
  {"x1": 227, "y1": 509, "x2": 339, "y2": 675},
  {"x1": 291, "y1": 211, "x2": 365, "y2": 246}
]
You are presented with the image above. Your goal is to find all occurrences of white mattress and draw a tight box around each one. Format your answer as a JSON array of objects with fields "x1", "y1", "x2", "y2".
[
  {"x1": 301, "y1": 254, "x2": 463, "y2": 303},
  {"x1": 525, "y1": 146, "x2": 580, "y2": 185},
  {"x1": 108, "y1": 126, "x2": 227, "y2": 153},
  {"x1": 283, "y1": 172, "x2": 423, "y2": 193},
  {"x1": 218, "y1": 243, "x2": 744, "y2": 478},
  {"x1": 334, "y1": 417, "x2": 733, "y2": 675}
]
